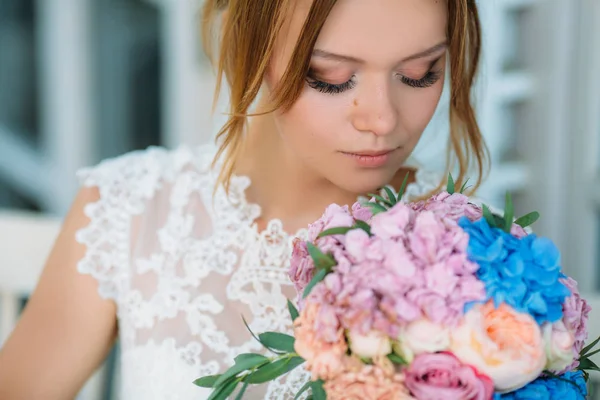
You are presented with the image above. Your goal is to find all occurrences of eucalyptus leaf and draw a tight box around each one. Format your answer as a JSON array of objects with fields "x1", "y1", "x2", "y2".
[
  {"x1": 207, "y1": 377, "x2": 240, "y2": 400},
  {"x1": 244, "y1": 356, "x2": 305, "y2": 384},
  {"x1": 354, "y1": 220, "x2": 372, "y2": 236},
  {"x1": 294, "y1": 381, "x2": 312, "y2": 400},
  {"x1": 242, "y1": 316, "x2": 283, "y2": 354},
  {"x1": 234, "y1": 380, "x2": 250, "y2": 400},
  {"x1": 214, "y1": 356, "x2": 269, "y2": 387},
  {"x1": 397, "y1": 172, "x2": 410, "y2": 202},
  {"x1": 287, "y1": 299, "x2": 299, "y2": 322},
  {"x1": 514, "y1": 211, "x2": 540, "y2": 228},
  {"x1": 303, "y1": 268, "x2": 328, "y2": 299},
  {"x1": 258, "y1": 332, "x2": 296, "y2": 353},
  {"x1": 317, "y1": 226, "x2": 354, "y2": 239},
  {"x1": 382, "y1": 186, "x2": 398, "y2": 205},
  {"x1": 234, "y1": 353, "x2": 269, "y2": 364},
  {"x1": 447, "y1": 173, "x2": 456, "y2": 194},
  {"x1": 311, "y1": 380, "x2": 327, "y2": 400},
  {"x1": 306, "y1": 243, "x2": 336, "y2": 270},
  {"x1": 193, "y1": 374, "x2": 221, "y2": 388},
  {"x1": 504, "y1": 192, "x2": 514, "y2": 233}
]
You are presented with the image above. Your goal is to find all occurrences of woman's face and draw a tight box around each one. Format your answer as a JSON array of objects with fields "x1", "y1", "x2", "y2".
[{"x1": 265, "y1": 0, "x2": 448, "y2": 194}]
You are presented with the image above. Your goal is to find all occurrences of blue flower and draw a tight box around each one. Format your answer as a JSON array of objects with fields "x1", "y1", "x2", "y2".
[
  {"x1": 494, "y1": 371, "x2": 588, "y2": 399},
  {"x1": 459, "y1": 217, "x2": 571, "y2": 324}
]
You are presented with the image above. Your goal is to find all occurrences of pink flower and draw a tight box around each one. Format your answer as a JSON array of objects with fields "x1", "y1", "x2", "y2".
[
  {"x1": 410, "y1": 192, "x2": 482, "y2": 223},
  {"x1": 558, "y1": 276, "x2": 592, "y2": 371},
  {"x1": 293, "y1": 301, "x2": 352, "y2": 380},
  {"x1": 371, "y1": 203, "x2": 411, "y2": 239},
  {"x1": 351, "y1": 201, "x2": 373, "y2": 222},
  {"x1": 404, "y1": 352, "x2": 494, "y2": 400},
  {"x1": 288, "y1": 238, "x2": 315, "y2": 307},
  {"x1": 307, "y1": 204, "x2": 355, "y2": 242},
  {"x1": 324, "y1": 365, "x2": 414, "y2": 400}
]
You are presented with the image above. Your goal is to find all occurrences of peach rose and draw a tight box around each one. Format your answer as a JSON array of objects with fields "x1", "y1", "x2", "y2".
[
  {"x1": 324, "y1": 365, "x2": 415, "y2": 400},
  {"x1": 294, "y1": 301, "x2": 355, "y2": 380},
  {"x1": 450, "y1": 301, "x2": 546, "y2": 393}
]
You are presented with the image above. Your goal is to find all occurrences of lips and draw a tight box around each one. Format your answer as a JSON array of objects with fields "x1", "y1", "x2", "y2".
[{"x1": 340, "y1": 147, "x2": 400, "y2": 168}]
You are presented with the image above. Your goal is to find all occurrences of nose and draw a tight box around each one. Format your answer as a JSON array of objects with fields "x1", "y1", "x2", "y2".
[{"x1": 350, "y1": 81, "x2": 398, "y2": 136}]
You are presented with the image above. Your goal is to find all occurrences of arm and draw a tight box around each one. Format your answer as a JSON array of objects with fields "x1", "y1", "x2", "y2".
[{"x1": 0, "y1": 187, "x2": 118, "y2": 399}]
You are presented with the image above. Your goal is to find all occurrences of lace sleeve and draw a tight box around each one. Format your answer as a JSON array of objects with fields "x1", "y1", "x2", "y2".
[{"x1": 74, "y1": 147, "x2": 169, "y2": 302}]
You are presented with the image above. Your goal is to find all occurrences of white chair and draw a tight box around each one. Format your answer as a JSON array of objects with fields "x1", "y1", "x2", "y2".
[{"x1": 0, "y1": 209, "x2": 110, "y2": 400}]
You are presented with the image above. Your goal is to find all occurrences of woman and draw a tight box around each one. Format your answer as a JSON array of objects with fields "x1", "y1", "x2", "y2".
[{"x1": 0, "y1": 0, "x2": 486, "y2": 398}]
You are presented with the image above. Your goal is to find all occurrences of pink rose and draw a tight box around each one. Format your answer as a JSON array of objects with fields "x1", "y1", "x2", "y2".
[
  {"x1": 324, "y1": 365, "x2": 414, "y2": 400},
  {"x1": 404, "y1": 352, "x2": 494, "y2": 400}
]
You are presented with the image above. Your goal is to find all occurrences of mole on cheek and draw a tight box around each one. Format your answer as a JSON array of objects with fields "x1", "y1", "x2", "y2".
[{"x1": 353, "y1": 99, "x2": 359, "y2": 106}]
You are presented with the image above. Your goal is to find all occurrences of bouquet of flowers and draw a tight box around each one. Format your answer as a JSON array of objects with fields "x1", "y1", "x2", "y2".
[{"x1": 195, "y1": 176, "x2": 599, "y2": 399}]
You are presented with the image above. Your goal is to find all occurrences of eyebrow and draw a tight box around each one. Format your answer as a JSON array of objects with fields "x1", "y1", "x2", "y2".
[{"x1": 312, "y1": 41, "x2": 448, "y2": 64}]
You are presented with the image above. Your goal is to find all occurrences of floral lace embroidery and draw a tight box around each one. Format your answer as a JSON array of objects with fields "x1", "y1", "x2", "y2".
[{"x1": 75, "y1": 144, "x2": 440, "y2": 399}]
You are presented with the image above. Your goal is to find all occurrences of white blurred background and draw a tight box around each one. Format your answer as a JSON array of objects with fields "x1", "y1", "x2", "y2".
[{"x1": 0, "y1": 0, "x2": 599, "y2": 398}]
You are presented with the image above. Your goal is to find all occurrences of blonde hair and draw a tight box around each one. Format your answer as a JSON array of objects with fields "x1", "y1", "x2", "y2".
[{"x1": 202, "y1": 0, "x2": 488, "y2": 194}]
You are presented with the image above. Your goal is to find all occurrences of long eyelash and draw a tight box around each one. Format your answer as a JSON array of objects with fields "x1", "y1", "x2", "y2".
[
  {"x1": 306, "y1": 76, "x2": 356, "y2": 95},
  {"x1": 400, "y1": 70, "x2": 442, "y2": 88}
]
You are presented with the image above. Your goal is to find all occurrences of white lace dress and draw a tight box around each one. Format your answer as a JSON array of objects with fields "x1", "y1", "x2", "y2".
[{"x1": 75, "y1": 143, "x2": 441, "y2": 400}]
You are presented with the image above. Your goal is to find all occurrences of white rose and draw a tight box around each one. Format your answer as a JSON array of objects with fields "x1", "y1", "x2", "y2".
[
  {"x1": 543, "y1": 321, "x2": 576, "y2": 372},
  {"x1": 348, "y1": 331, "x2": 392, "y2": 359},
  {"x1": 395, "y1": 319, "x2": 450, "y2": 362}
]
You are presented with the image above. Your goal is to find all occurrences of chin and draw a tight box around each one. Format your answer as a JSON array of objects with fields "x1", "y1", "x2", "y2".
[{"x1": 333, "y1": 169, "x2": 396, "y2": 196}]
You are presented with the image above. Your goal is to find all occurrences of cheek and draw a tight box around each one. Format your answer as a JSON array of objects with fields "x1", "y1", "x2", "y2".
[
  {"x1": 276, "y1": 90, "x2": 350, "y2": 152},
  {"x1": 398, "y1": 81, "x2": 445, "y2": 141}
]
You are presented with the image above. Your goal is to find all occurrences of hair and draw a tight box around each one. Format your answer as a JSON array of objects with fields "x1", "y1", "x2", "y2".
[{"x1": 202, "y1": 0, "x2": 488, "y2": 195}]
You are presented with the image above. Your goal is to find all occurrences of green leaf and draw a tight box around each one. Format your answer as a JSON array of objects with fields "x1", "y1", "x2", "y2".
[
  {"x1": 294, "y1": 381, "x2": 312, "y2": 400},
  {"x1": 207, "y1": 377, "x2": 240, "y2": 400},
  {"x1": 234, "y1": 381, "x2": 250, "y2": 400},
  {"x1": 367, "y1": 193, "x2": 393, "y2": 208},
  {"x1": 363, "y1": 201, "x2": 388, "y2": 215},
  {"x1": 194, "y1": 374, "x2": 221, "y2": 388},
  {"x1": 244, "y1": 356, "x2": 305, "y2": 384},
  {"x1": 446, "y1": 173, "x2": 456, "y2": 194},
  {"x1": 306, "y1": 243, "x2": 336, "y2": 270},
  {"x1": 287, "y1": 299, "x2": 299, "y2": 322},
  {"x1": 397, "y1": 172, "x2": 410, "y2": 202},
  {"x1": 318, "y1": 226, "x2": 354, "y2": 239},
  {"x1": 242, "y1": 316, "x2": 283, "y2": 354},
  {"x1": 258, "y1": 332, "x2": 296, "y2": 353},
  {"x1": 514, "y1": 211, "x2": 540, "y2": 228},
  {"x1": 234, "y1": 353, "x2": 270, "y2": 364},
  {"x1": 354, "y1": 220, "x2": 372, "y2": 236},
  {"x1": 579, "y1": 357, "x2": 600, "y2": 372},
  {"x1": 482, "y1": 204, "x2": 497, "y2": 229},
  {"x1": 214, "y1": 355, "x2": 270, "y2": 387},
  {"x1": 382, "y1": 186, "x2": 398, "y2": 205},
  {"x1": 303, "y1": 268, "x2": 328, "y2": 299},
  {"x1": 504, "y1": 192, "x2": 514, "y2": 233},
  {"x1": 387, "y1": 353, "x2": 407, "y2": 365},
  {"x1": 311, "y1": 380, "x2": 327, "y2": 400},
  {"x1": 584, "y1": 348, "x2": 600, "y2": 358},
  {"x1": 459, "y1": 178, "x2": 471, "y2": 194},
  {"x1": 581, "y1": 335, "x2": 600, "y2": 356}
]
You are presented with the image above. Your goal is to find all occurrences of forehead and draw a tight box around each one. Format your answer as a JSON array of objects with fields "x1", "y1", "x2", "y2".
[{"x1": 281, "y1": 0, "x2": 447, "y2": 67}]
